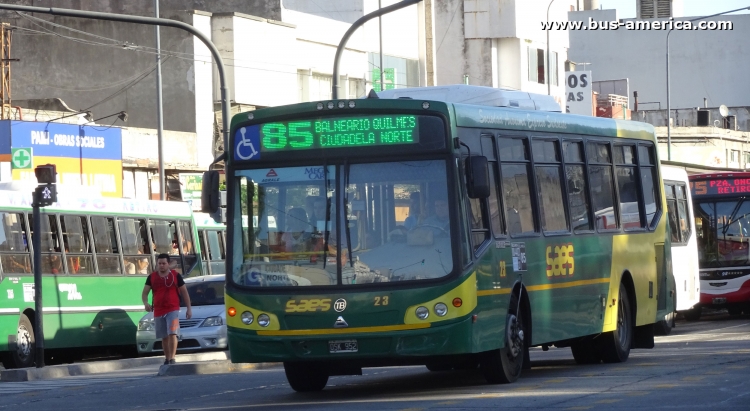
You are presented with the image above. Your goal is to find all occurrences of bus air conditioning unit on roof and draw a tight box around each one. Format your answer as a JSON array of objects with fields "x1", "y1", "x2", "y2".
[{"x1": 375, "y1": 85, "x2": 561, "y2": 112}]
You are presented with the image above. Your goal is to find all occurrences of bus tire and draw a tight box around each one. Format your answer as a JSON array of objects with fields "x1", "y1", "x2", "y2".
[
  {"x1": 425, "y1": 363, "x2": 452, "y2": 372},
  {"x1": 654, "y1": 312, "x2": 675, "y2": 336},
  {"x1": 480, "y1": 297, "x2": 526, "y2": 384},
  {"x1": 727, "y1": 305, "x2": 743, "y2": 316},
  {"x1": 283, "y1": 362, "x2": 328, "y2": 392},
  {"x1": 597, "y1": 287, "x2": 632, "y2": 364},
  {"x1": 683, "y1": 306, "x2": 701, "y2": 321},
  {"x1": 570, "y1": 340, "x2": 601, "y2": 364},
  {"x1": 10, "y1": 313, "x2": 35, "y2": 369}
]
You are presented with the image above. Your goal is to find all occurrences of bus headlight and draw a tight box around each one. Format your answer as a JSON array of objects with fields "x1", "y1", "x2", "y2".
[
  {"x1": 434, "y1": 303, "x2": 448, "y2": 317},
  {"x1": 138, "y1": 318, "x2": 154, "y2": 331},
  {"x1": 201, "y1": 316, "x2": 223, "y2": 327},
  {"x1": 241, "y1": 311, "x2": 254, "y2": 325},
  {"x1": 415, "y1": 306, "x2": 429, "y2": 320},
  {"x1": 258, "y1": 314, "x2": 271, "y2": 327}
]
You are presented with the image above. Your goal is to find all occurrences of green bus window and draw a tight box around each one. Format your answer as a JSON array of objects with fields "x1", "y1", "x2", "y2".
[
  {"x1": 498, "y1": 138, "x2": 529, "y2": 161},
  {"x1": 536, "y1": 165, "x2": 567, "y2": 232},
  {"x1": 614, "y1": 145, "x2": 636, "y2": 165},
  {"x1": 487, "y1": 162, "x2": 505, "y2": 237},
  {"x1": 91, "y1": 216, "x2": 122, "y2": 275},
  {"x1": 28, "y1": 215, "x2": 63, "y2": 275},
  {"x1": 641, "y1": 167, "x2": 659, "y2": 227},
  {"x1": 207, "y1": 230, "x2": 226, "y2": 275},
  {"x1": 566, "y1": 165, "x2": 591, "y2": 232},
  {"x1": 180, "y1": 220, "x2": 199, "y2": 276},
  {"x1": 587, "y1": 142, "x2": 617, "y2": 230},
  {"x1": 119, "y1": 218, "x2": 150, "y2": 275},
  {"x1": 501, "y1": 163, "x2": 536, "y2": 235},
  {"x1": 468, "y1": 196, "x2": 489, "y2": 252},
  {"x1": 151, "y1": 220, "x2": 183, "y2": 273},
  {"x1": 563, "y1": 141, "x2": 584, "y2": 163},
  {"x1": 61, "y1": 216, "x2": 94, "y2": 275},
  {"x1": 532, "y1": 140, "x2": 560, "y2": 163},
  {"x1": 0, "y1": 212, "x2": 31, "y2": 274},
  {"x1": 638, "y1": 145, "x2": 654, "y2": 165},
  {"x1": 616, "y1": 166, "x2": 643, "y2": 230}
]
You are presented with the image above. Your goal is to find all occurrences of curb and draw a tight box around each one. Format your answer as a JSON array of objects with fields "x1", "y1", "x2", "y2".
[
  {"x1": 0, "y1": 351, "x2": 231, "y2": 382},
  {"x1": 157, "y1": 361, "x2": 281, "y2": 377}
]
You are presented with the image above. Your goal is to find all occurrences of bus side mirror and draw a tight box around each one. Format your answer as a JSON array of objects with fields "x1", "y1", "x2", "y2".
[
  {"x1": 466, "y1": 156, "x2": 490, "y2": 199},
  {"x1": 201, "y1": 170, "x2": 220, "y2": 214}
]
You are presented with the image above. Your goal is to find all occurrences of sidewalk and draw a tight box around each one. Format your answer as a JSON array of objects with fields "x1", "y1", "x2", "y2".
[{"x1": 0, "y1": 351, "x2": 279, "y2": 382}]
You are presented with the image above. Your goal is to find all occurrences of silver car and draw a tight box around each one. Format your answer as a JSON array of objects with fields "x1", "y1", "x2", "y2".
[{"x1": 136, "y1": 274, "x2": 227, "y2": 354}]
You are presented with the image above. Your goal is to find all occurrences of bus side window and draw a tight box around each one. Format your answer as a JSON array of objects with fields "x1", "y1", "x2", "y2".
[
  {"x1": 614, "y1": 144, "x2": 643, "y2": 230},
  {"x1": 91, "y1": 216, "x2": 122, "y2": 274},
  {"x1": 564, "y1": 140, "x2": 592, "y2": 232},
  {"x1": 586, "y1": 142, "x2": 618, "y2": 230},
  {"x1": 676, "y1": 184, "x2": 691, "y2": 241},
  {"x1": 638, "y1": 144, "x2": 660, "y2": 228},
  {"x1": 665, "y1": 184, "x2": 681, "y2": 243},
  {"x1": 179, "y1": 220, "x2": 198, "y2": 276},
  {"x1": 498, "y1": 137, "x2": 536, "y2": 235},
  {"x1": 207, "y1": 230, "x2": 226, "y2": 275},
  {"x1": 533, "y1": 139, "x2": 567, "y2": 233},
  {"x1": 482, "y1": 135, "x2": 505, "y2": 237},
  {"x1": 0, "y1": 212, "x2": 32, "y2": 274},
  {"x1": 118, "y1": 218, "x2": 151, "y2": 275},
  {"x1": 151, "y1": 220, "x2": 184, "y2": 273},
  {"x1": 61, "y1": 215, "x2": 94, "y2": 275},
  {"x1": 28, "y1": 214, "x2": 63, "y2": 275}
]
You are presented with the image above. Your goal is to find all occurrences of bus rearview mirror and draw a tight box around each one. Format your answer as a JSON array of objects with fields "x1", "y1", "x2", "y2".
[
  {"x1": 201, "y1": 170, "x2": 220, "y2": 214},
  {"x1": 466, "y1": 156, "x2": 490, "y2": 199}
]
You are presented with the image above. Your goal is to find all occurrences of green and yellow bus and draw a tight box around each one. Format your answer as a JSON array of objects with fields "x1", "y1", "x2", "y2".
[
  {"x1": 211, "y1": 85, "x2": 674, "y2": 391},
  {"x1": 0, "y1": 187, "x2": 204, "y2": 367}
]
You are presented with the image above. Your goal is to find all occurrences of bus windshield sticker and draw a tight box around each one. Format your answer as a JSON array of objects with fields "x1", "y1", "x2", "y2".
[
  {"x1": 242, "y1": 167, "x2": 325, "y2": 184},
  {"x1": 512, "y1": 243, "x2": 527, "y2": 272}
]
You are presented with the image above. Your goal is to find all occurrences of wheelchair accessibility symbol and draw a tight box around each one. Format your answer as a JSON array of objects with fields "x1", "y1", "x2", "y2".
[{"x1": 235, "y1": 126, "x2": 260, "y2": 161}]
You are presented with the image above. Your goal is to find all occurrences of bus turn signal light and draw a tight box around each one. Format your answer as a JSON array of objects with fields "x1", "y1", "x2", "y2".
[
  {"x1": 228, "y1": 307, "x2": 237, "y2": 317},
  {"x1": 452, "y1": 298, "x2": 462, "y2": 307}
]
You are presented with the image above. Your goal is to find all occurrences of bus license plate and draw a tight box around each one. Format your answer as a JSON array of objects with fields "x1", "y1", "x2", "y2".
[
  {"x1": 329, "y1": 340, "x2": 358, "y2": 353},
  {"x1": 713, "y1": 297, "x2": 727, "y2": 304}
]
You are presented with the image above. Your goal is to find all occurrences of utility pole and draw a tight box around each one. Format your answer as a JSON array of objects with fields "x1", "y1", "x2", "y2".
[
  {"x1": 378, "y1": 0, "x2": 384, "y2": 93},
  {"x1": 31, "y1": 164, "x2": 57, "y2": 367},
  {"x1": 154, "y1": 0, "x2": 165, "y2": 200}
]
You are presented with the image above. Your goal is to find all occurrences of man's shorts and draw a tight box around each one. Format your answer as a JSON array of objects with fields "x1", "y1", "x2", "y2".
[{"x1": 155, "y1": 310, "x2": 180, "y2": 339}]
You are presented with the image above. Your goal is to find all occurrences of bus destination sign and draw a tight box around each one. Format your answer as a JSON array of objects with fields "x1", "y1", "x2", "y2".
[
  {"x1": 234, "y1": 115, "x2": 419, "y2": 161},
  {"x1": 690, "y1": 178, "x2": 750, "y2": 197}
]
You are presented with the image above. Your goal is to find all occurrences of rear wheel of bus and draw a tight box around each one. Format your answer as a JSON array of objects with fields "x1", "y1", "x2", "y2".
[
  {"x1": 481, "y1": 293, "x2": 528, "y2": 384},
  {"x1": 284, "y1": 362, "x2": 329, "y2": 392},
  {"x1": 597, "y1": 287, "x2": 633, "y2": 363},
  {"x1": 9, "y1": 313, "x2": 35, "y2": 369}
]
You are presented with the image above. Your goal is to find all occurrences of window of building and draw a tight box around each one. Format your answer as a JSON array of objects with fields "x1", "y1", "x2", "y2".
[{"x1": 528, "y1": 47, "x2": 546, "y2": 84}]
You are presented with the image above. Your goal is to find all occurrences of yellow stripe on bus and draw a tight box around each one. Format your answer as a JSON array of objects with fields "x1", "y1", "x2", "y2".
[
  {"x1": 256, "y1": 323, "x2": 431, "y2": 336},
  {"x1": 477, "y1": 278, "x2": 610, "y2": 297}
]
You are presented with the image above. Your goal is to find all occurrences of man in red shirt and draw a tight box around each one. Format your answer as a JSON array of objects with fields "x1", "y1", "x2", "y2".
[{"x1": 141, "y1": 253, "x2": 192, "y2": 365}]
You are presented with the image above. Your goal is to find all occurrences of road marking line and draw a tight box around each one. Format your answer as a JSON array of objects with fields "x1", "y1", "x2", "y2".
[
  {"x1": 681, "y1": 376, "x2": 705, "y2": 381},
  {"x1": 704, "y1": 371, "x2": 725, "y2": 375},
  {"x1": 596, "y1": 399, "x2": 622, "y2": 404},
  {"x1": 626, "y1": 391, "x2": 650, "y2": 396},
  {"x1": 728, "y1": 366, "x2": 747, "y2": 369},
  {"x1": 565, "y1": 407, "x2": 593, "y2": 410},
  {"x1": 656, "y1": 384, "x2": 677, "y2": 388},
  {"x1": 545, "y1": 379, "x2": 568, "y2": 383}
]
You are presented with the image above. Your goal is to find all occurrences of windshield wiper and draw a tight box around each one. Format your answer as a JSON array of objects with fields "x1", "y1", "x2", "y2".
[
  {"x1": 344, "y1": 161, "x2": 354, "y2": 268},
  {"x1": 323, "y1": 162, "x2": 331, "y2": 269}
]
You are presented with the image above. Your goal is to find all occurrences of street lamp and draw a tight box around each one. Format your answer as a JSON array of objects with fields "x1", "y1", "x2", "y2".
[
  {"x1": 666, "y1": 6, "x2": 749, "y2": 161},
  {"x1": 546, "y1": 0, "x2": 557, "y2": 96}
]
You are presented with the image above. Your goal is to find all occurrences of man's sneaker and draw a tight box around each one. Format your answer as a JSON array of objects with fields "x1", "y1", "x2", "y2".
[
  {"x1": 163, "y1": 359, "x2": 169, "y2": 365},
  {"x1": 169, "y1": 359, "x2": 176, "y2": 365}
]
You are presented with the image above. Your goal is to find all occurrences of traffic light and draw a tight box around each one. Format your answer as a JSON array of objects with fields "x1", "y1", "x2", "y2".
[
  {"x1": 35, "y1": 164, "x2": 57, "y2": 184},
  {"x1": 33, "y1": 164, "x2": 57, "y2": 207}
]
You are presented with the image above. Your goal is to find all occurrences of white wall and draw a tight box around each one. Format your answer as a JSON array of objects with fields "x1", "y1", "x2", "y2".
[{"x1": 569, "y1": 10, "x2": 750, "y2": 110}]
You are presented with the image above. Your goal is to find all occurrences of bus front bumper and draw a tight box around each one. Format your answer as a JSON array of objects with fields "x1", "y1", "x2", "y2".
[{"x1": 228, "y1": 316, "x2": 476, "y2": 364}]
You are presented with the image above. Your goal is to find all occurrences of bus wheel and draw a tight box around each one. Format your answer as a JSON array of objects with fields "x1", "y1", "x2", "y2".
[
  {"x1": 11, "y1": 313, "x2": 35, "y2": 368},
  {"x1": 481, "y1": 300, "x2": 526, "y2": 384},
  {"x1": 284, "y1": 362, "x2": 328, "y2": 392},
  {"x1": 570, "y1": 340, "x2": 601, "y2": 364},
  {"x1": 683, "y1": 306, "x2": 701, "y2": 321},
  {"x1": 727, "y1": 306, "x2": 743, "y2": 316},
  {"x1": 597, "y1": 287, "x2": 632, "y2": 364}
]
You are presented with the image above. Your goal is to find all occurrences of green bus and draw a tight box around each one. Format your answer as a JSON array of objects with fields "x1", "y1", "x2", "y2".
[
  {"x1": 210, "y1": 85, "x2": 674, "y2": 391},
  {"x1": 0, "y1": 188, "x2": 204, "y2": 367},
  {"x1": 194, "y1": 212, "x2": 227, "y2": 276}
]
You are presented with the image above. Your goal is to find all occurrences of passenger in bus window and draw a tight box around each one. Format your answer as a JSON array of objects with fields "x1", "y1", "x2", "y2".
[
  {"x1": 404, "y1": 192, "x2": 423, "y2": 230},
  {"x1": 281, "y1": 208, "x2": 311, "y2": 253},
  {"x1": 421, "y1": 197, "x2": 451, "y2": 236}
]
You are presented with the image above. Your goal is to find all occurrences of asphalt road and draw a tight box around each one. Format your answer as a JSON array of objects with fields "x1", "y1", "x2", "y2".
[{"x1": 1, "y1": 312, "x2": 748, "y2": 411}]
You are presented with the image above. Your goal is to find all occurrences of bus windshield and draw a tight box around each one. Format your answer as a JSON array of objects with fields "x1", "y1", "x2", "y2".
[
  {"x1": 695, "y1": 198, "x2": 750, "y2": 268},
  {"x1": 232, "y1": 160, "x2": 454, "y2": 287}
]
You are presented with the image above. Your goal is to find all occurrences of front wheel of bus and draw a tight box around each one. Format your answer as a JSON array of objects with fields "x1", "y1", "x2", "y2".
[
  {"x1": 481, "y1": 301, "x2": 526, "y2": 384},
  {"x1": 284, "y1": 362, "x2": 329, "y2": 392},
  {"x1": 11, "y1": 313, "x2": 35, "y2": 368},
  {"x1": 598, "y1": 287, "x2": 632, "y2": 363}
]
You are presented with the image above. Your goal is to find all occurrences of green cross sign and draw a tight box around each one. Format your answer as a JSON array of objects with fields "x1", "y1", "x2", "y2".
[{"x1": 11, "y1": 148, "x2": 33, "y2": 170}]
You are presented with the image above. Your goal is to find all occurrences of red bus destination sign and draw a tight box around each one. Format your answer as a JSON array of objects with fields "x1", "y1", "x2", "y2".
[{"x1": 690, "y1": 178, "x2": 750, "y2": 196}]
